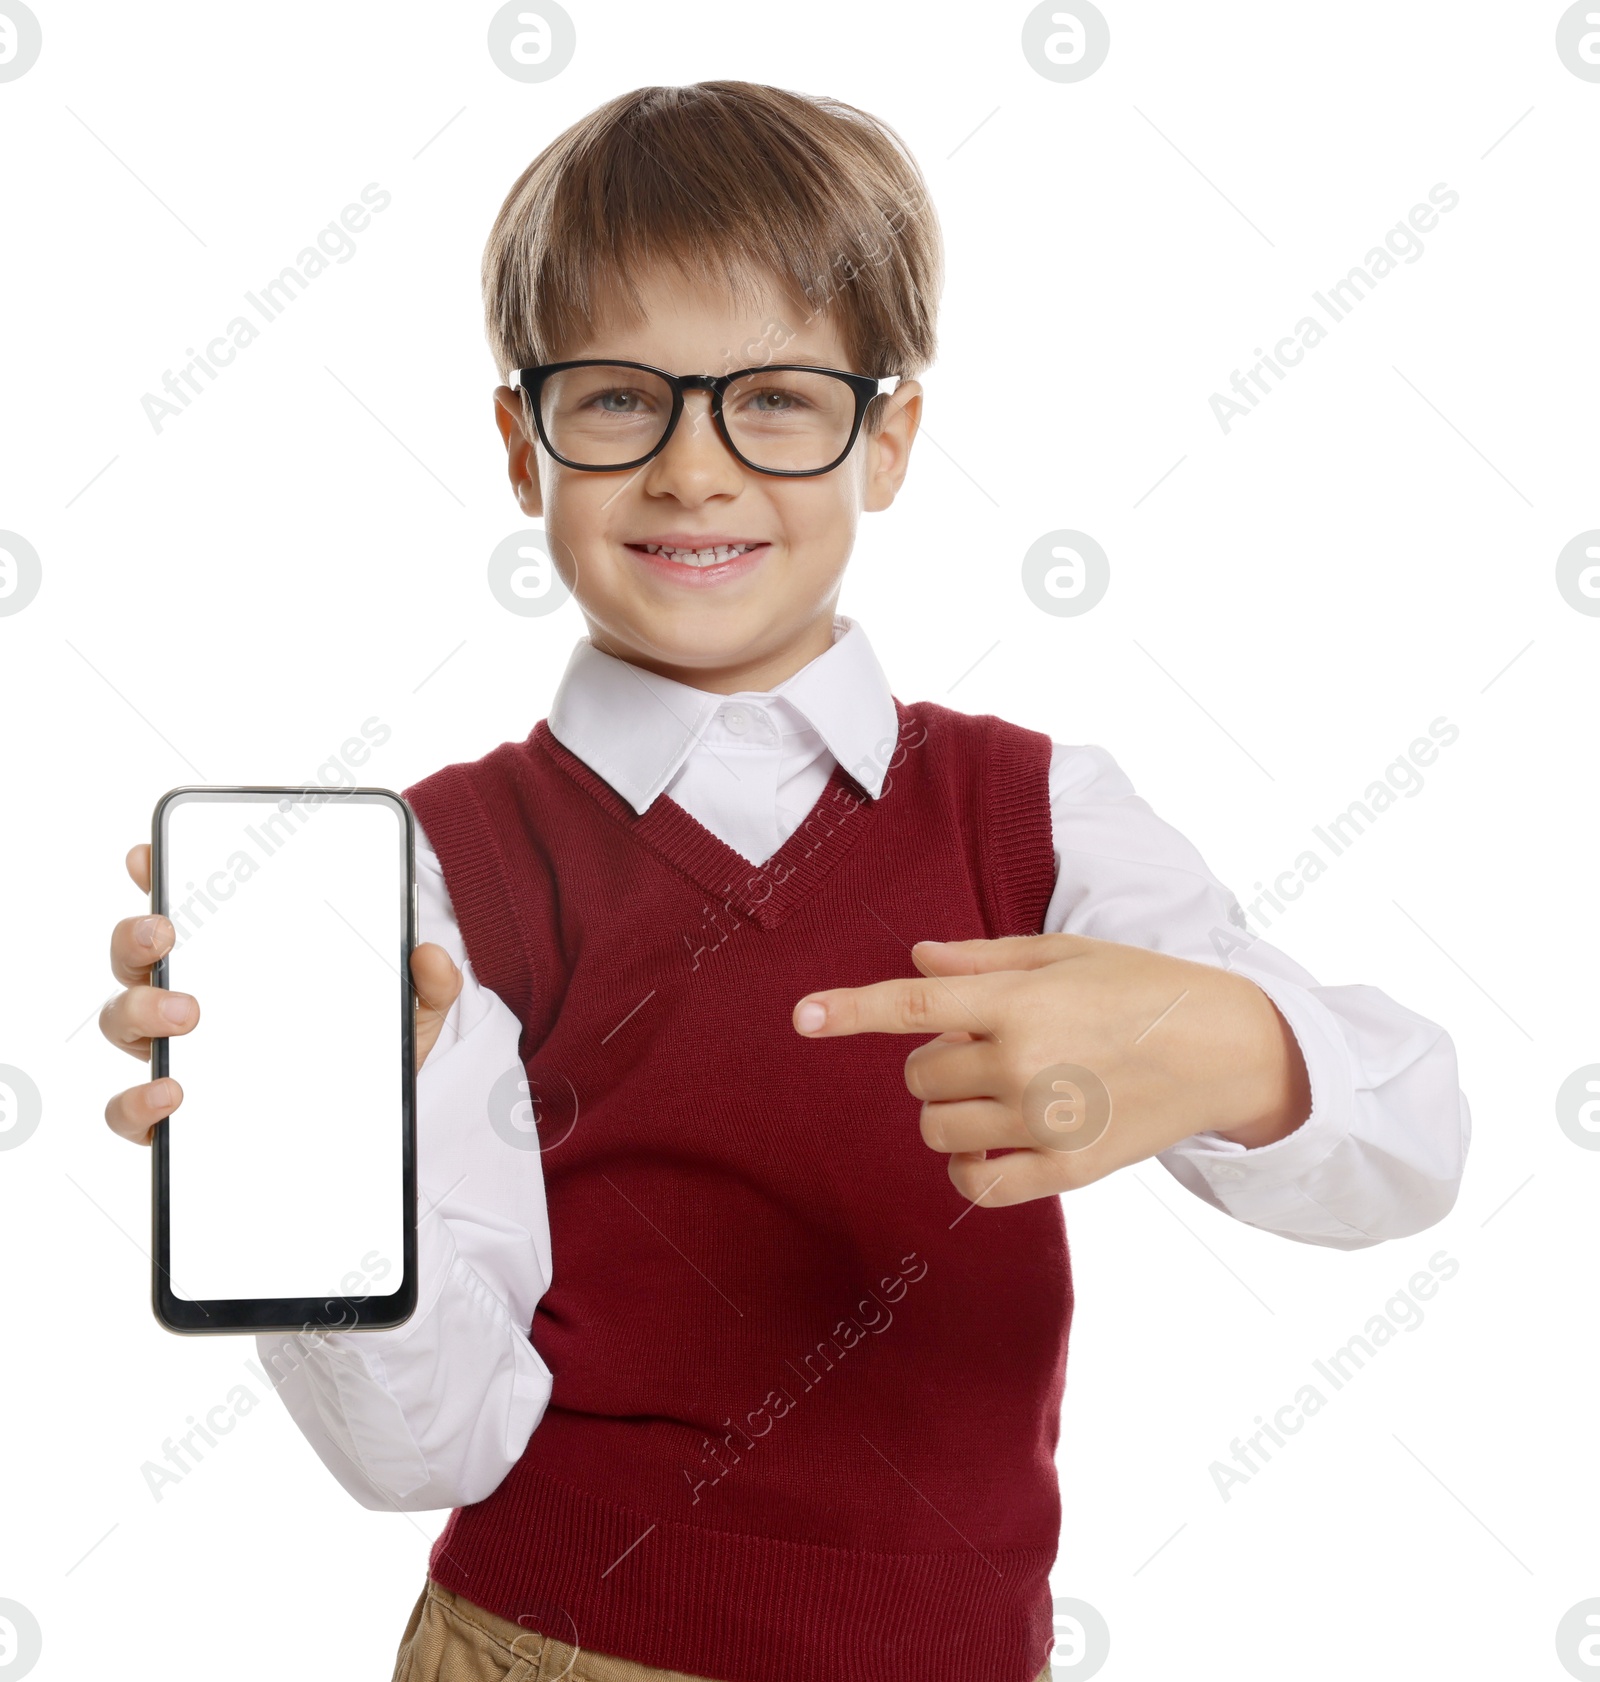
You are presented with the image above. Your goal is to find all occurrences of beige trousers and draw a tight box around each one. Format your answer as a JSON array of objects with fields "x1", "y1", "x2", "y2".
[{"x1": 391, "y1": 1579, "x2": 1053, "y2": 1682}]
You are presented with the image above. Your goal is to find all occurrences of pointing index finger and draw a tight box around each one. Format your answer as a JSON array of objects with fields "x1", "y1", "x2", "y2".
[{"x1": 793, "y1": 972, "x2": 999, "y2": 1039}]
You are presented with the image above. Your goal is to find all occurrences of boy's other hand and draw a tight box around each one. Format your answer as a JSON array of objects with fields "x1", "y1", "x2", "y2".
[
  {"x1": 101, "y1": 844, "x2": 192, "y2": 1144},
  {"x1": 791, "y1": 933, "x2": 1311, "y2": 1208},
  {"x1": 101, "y1": 844, "x2": 462, "y2": 1146}
]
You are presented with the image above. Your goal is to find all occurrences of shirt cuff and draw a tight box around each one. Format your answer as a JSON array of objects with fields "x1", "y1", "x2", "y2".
[{"x1": 1158, "y1": 963, "x2": 1360, "y2": 1232}]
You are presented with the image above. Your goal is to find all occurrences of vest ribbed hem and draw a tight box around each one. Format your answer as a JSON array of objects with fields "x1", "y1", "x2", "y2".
[{"x1": 429, "y1": 1462, "x2": 1054, "y2": 1682}]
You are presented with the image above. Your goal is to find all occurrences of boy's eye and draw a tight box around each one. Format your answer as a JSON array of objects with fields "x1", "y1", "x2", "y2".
[
  {"x1": 587, "y1": 387, "x2": 655, "y2": 415},
  {"x1": 737, "y1": 387, "x2": 813, "y2": 417}
]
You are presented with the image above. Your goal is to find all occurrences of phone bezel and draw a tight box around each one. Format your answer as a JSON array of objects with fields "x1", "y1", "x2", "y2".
[{"x1": 149, "y1": 784, "x2": 419, "y2": 1336}]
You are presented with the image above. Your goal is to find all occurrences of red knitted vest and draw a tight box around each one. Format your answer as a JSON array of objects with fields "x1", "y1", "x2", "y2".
[{"x1": 403, "y1": 697, "x2": 1069, "y2": 1682}]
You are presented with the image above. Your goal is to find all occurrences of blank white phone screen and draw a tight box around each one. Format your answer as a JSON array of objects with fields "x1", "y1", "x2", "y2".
[{"x1": 162, "y1": 792, "x2": 406, "y2": 1303}]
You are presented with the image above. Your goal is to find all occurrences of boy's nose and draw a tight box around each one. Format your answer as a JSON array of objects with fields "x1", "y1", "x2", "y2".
[{"x1": 645, "y1": 391, "x2": 744, "y2": 492}]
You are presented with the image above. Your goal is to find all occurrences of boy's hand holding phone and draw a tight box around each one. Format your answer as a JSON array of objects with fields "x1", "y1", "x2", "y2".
[
  {"x1": 793, "y1": 932, "x2": 1312, "y2": 1207},
  {"x1": 100, "y1": 841, "x2": 462, "y2": 1146}
]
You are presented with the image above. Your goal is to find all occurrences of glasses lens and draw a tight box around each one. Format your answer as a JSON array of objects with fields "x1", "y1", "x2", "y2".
[
  {"x1": 722, "y1": 370, "x2": 860, "y2": 472},
  {"x1": 538, "y1": 364, "x2": 675, "y2": 466}
]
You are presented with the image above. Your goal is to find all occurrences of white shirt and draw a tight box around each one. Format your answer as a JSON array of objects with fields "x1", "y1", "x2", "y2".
[{"x1": 258, "y1": 615, "x2": 1470, "y2": 1512}]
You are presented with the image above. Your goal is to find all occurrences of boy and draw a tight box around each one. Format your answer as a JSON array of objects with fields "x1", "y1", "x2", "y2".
[{"x1": 99, "y1": 81, "x2": 1469, "y2": 1682}]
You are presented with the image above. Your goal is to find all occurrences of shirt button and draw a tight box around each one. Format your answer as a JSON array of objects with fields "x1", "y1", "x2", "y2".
[
  {"x1": 725, "y1": 707, "x2": 748, "y2": 734},
  {"x1": 1211, "y1": 1165, "x2": 1244, "y2": 1183}
]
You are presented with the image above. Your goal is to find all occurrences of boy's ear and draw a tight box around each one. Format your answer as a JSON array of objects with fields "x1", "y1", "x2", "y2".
[
  {"x1": 493, "y1": 386, "x2": 544, "y2": 518},
  {"x1": 862, "y1": 380, "x2": 923, "y2": 514}
]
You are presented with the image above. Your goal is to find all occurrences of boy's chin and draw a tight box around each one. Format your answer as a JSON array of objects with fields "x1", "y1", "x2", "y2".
[
  {"x1": 598, "y1": 602, "x2": 798, "y2": 671},
  {"x1": 633, "y1": 616, "x2": 778, "y2": 666}
]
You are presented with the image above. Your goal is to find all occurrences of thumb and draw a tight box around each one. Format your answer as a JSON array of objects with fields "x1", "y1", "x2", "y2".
[
  {"x1": 411, "y1": 942, "x2": 464, "y2": 1068},
  {"x1": 911, "y1": 932, "x2": 1089, "y2": 977}
]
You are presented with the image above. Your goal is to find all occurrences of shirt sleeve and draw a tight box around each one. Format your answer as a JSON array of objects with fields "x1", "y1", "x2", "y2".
[
  {"x1": 255, "y1": 820, "x2": 554, "y2": 1510},
  {"x1": 1042, "y1": 740, "x2": 1471, "y2": 1249}
]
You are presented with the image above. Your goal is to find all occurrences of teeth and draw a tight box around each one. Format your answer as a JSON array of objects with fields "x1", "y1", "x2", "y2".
[{"x1": 641, "y1": 542, "x2": 757, "y2": 568}]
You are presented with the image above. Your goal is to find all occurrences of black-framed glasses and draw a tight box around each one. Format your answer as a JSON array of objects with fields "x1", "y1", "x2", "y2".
[{"x1": 510, "y1": 359, "x2": 896, "y2": 477}]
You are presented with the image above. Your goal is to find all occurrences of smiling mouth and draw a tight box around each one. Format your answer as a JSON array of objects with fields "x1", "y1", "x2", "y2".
[{"x1": 627, "y1": 541, "x2": 767, "y2": 569}]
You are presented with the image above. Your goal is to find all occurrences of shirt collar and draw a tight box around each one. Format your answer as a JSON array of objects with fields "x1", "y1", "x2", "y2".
[{"x1": 546, "y1": 614, "x2": 899, "y2": 813}]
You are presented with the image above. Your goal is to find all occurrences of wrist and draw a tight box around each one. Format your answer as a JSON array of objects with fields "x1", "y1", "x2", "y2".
[{"x1": 1206, "y1": 978, "x2": 1311, "y2": 1150}]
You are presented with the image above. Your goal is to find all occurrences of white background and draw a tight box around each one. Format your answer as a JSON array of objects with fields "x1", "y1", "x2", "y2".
[{"x1": 1, "y1": 2, "x2": 1595, "y2": 1678}]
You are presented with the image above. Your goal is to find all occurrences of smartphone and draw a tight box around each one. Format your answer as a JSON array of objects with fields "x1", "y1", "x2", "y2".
[{"x1": 148, "y1": 785, "x2": 418, "y2": 1335}]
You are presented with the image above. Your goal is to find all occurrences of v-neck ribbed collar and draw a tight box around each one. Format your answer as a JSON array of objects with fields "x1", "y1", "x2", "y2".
[{"x1": 532, "y1": 702, "x2": 905, "y2": 931}]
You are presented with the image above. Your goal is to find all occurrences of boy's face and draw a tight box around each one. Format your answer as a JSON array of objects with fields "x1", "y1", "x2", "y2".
[{"x1": 492, "y1": 264, "x2": 923, "y2": 693}]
